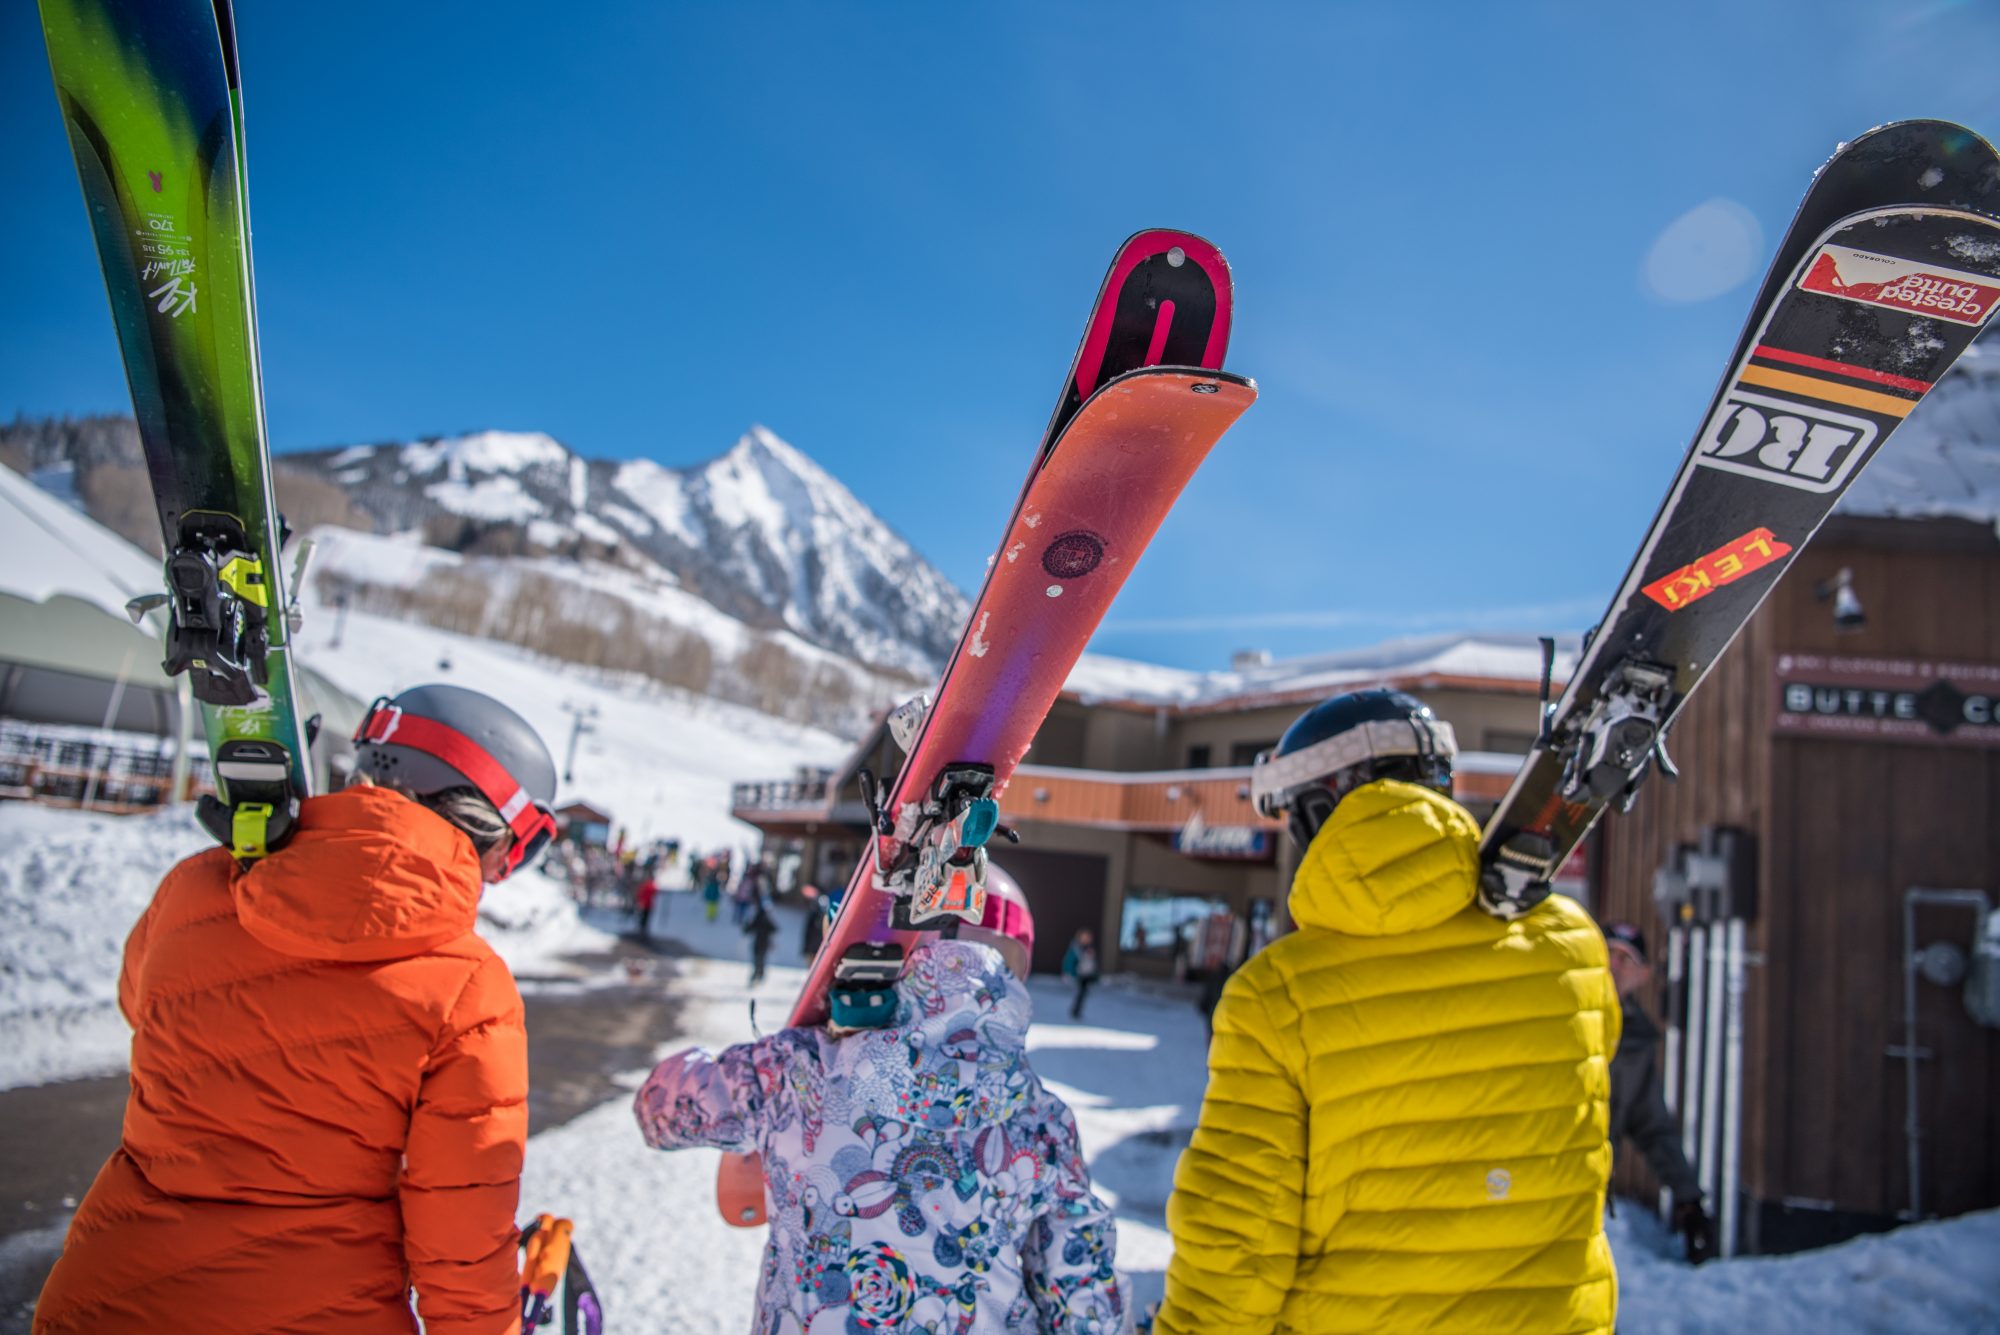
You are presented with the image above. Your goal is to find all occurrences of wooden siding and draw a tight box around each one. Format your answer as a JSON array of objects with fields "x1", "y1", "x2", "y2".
[
  {"x1": 1598, "y1": 517, "x2": 2000, "y2": 1227},
  {"x1": 1002, "y1": 767, "x2": 1277, "y2": 832}
]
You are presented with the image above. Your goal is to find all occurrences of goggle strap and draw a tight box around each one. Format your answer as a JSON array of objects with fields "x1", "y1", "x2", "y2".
[
  {"x1": 354, "y1": 706, "x2": 545, "y2": 844},
  {"x1": 1250, "y1": 717, "x2": 1457, "y2": 813}
]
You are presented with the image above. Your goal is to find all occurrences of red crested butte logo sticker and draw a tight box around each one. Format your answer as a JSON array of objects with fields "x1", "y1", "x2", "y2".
[{"x1": 1797, "y1": 244, "x2": 1999, "y2": 326}]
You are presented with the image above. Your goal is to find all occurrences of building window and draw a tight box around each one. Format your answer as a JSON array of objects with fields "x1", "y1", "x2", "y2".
[
  {"x1": 1121, "y1": 889, "x2": 1238, "y2": 976},
  {"x1": 1229, "y1": 739, "x2": 1277, "y2": 767},
  {"x1": 1186, "y1": 744, "x2": 1212, "y2": 770}
]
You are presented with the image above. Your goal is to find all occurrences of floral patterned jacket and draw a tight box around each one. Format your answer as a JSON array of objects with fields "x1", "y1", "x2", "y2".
[{"x1": 635, "y1": 939, "x2": 1126, "y2": 1334}]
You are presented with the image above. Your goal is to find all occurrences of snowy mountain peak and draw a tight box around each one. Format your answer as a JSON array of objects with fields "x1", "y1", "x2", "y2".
[
  {"x1": 401, "y1": 430, "x2": 571, "y2": 479},
  {"x1": 277, "y1": 423, "x2": 968, "y2": 676}
]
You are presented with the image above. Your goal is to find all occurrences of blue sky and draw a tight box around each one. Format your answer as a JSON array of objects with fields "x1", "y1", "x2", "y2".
[{"x1": 6, "y1": 2, "x2": 1998, "y2": 670}]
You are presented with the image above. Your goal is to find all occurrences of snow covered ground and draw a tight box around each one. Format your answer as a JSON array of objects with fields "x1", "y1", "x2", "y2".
[
  {"x1": 0, "y1": 803, "x2": 614, "y2": 1091},
  {"x1": 517, "y1": 907, "x2": 2000, "y2": 1335}
]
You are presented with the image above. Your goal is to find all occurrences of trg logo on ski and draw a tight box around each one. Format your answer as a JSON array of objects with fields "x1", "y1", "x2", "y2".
[
  {"x1": 1798, "y1": 244, "x2": 2000, "y2": 326},
  {"x1": 1694, "y1": 389, "x2": 1879, "y2": 493}
]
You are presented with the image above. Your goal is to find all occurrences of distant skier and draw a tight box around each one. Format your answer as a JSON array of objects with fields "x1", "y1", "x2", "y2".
[
  {"x1": 633, "y1": 872, "x2": 659, "y2": 938},
  {"x1": 1603, "y1": 921, "x2": 1715, "y2": 1264},
  {"x1": 799, "y1": 883, "x2": 828, "y2": 960},
  {"x1": 744, "y1": 897, "x2": 778, "y2": 985},
  {"x1": 634, "y1": 868, "x2": 1125, "y2": 1332},
  {"x1": 733, "y1": 859, "x2": 766, "y2": 927},
  {"x1": 35, "y1": 684, "x2": 558, "y2": 1334},
  {"x1": 701, "y1": 858, "x2": 723, "y2": 922},
  {"x1": 1061, "y1": 928, "x2": 1100, "y2": 1020},
  {"x1": 1154, "y1": 689, "x2": 1620, "y2": 1335}
]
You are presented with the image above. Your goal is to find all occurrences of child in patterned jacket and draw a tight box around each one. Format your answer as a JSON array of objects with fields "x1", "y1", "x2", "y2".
[{"x1": 634, "y1": 871, "x2": 1126, "y2": 1334}]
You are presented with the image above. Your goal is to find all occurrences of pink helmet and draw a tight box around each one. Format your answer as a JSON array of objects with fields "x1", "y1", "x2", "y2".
[{"x1": 967, "y1": 864, "x2": 1034, "y2": 978}]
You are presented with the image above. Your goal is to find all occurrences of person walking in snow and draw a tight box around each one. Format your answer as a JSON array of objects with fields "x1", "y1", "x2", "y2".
[
  {"x1": 799, "y1": 883, "x2": 828, "y2": 960},
  {"x1": 733, "y1": 858, "x2": 766, "y2": 927},
  {"x1": 1603, "y1": 921, "x2": 1715, "y2": 1264},
  {"x1": 1154, "y1": 689, "x2": 1620, "y2": 1335},
  {"x1": 744, "y1": 897, "x2": 779, "y2": 985},
  {"x1": 633, "y1": 871, "x2": 660, "y2": 938},
  {"x1": 700, "y1": 857, "x2": 723, "y2": 922},
  {"x1": 35, "y1": 685, "x2": 559, "y2": 1335},
  {"x1": 634, "y1": 868, "x2": 1125, "y2": 1333},
  {"x1": 1061, "y1": 928, "x2": 1100, "y2": 1020}
]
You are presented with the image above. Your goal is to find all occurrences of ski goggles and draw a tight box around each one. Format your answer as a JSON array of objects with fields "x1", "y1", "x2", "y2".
[
  {"x1": 354, "y1": 699, "x2": 557, "y2": 879},
  {"x1": 1249, "y1": 717, "x2": 1458, "y2": 819}
]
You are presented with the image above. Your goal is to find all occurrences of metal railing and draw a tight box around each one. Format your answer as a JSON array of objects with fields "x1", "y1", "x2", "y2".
[
  {"x1": 730, "y1": 777, "x2": 833, "y2": 812},
  {"x1": 0, "y1": 719, "x2": 209, "y2": 812}
]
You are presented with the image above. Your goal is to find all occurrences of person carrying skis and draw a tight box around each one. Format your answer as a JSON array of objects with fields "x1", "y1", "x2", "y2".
[
  {"x1": 744, "y1": 896, "x2": 779, "y2": 985},
  {"x1": 1154, "y1": 689, "x2": 1620, "y2": 1335},
  {"x1": 634, "y1": 867, "x2": 1125, "y2": 1332},
  {"x1": 36, "y1": 684, "x2": 559, "y2": 1335},
  {"x1": 1061, "y1": 928, "x2": 1100, "y2": 1020},
  {"x1": 1602, "y1": 921, "x2": 1715, "y2": 1263}
]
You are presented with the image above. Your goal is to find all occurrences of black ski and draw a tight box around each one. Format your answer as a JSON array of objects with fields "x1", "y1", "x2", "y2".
[{"x1": 1484, "y1": 123, "x2": 2000, "y2": 880}]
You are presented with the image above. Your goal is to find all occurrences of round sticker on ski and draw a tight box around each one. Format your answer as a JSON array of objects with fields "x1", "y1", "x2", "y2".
[{"x1": 1042, "y1": 530, "x2": 1105, "y2": 580}]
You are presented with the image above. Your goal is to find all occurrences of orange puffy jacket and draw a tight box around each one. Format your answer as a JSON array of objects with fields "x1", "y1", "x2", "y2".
[{"x1": 34, "y1": 786, "x2": 528, "y2": 1334}]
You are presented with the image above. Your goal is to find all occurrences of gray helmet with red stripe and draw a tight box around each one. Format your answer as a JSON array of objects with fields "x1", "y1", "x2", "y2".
[{"x1": 352, "y1": 684, "x2": 558, "y2": 877}]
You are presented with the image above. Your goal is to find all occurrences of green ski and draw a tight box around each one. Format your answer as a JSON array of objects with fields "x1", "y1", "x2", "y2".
[{"x1": 39, "y1": 0, "x2": 311, "y2": 855}]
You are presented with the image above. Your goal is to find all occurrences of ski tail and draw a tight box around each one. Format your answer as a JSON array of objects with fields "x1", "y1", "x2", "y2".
[{"x1": 520, "y1": 1215, "x2": 601, "y2": 1334}]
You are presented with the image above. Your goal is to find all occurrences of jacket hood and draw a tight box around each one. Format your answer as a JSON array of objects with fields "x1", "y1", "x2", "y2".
[
  {"x1": 231, "y1": 786, "x2": 485, "y2": 962},
  {"x1": 825, "y1": 939, "x2": 1035, "y2": 1133},
  {"x1": 1289, "y1": 779, "x2": 1480, "y2": 937}
]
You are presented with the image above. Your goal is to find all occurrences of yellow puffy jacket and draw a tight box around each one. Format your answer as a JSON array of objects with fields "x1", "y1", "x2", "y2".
[{"x1": 1156, "y1": 780, "x2": 1619, "y2": 1335}]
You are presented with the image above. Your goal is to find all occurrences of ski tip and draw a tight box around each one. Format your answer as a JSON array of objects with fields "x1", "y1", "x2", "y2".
[{"x1": 1118, "y1": 227, "x2": 1232, "y2": 274}]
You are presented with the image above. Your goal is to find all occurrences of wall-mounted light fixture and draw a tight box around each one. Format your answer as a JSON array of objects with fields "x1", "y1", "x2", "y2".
[{"x1": 1814, "y1": 566, "x2": 1865, "y2": 632}]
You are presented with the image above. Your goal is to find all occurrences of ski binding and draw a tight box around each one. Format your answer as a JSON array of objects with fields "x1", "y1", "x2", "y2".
[
  {"x1": 872, "y1": 763, "x2": 999, "y2": 925},
  {"x1": 147, "y1": 514, "x2": 273, "y2": 708},
  {"x1": 1557, "y1": 659, "x2": 1675, "y2": 805}
]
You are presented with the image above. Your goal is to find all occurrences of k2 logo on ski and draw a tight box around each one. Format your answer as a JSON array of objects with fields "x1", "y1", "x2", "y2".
[
  {"x1": 1797, "y1": 244, "x2": 2000, "y2": 326},
  {"x1": 1694, "y1": 389, "x2": 1878, "y2": 493}
]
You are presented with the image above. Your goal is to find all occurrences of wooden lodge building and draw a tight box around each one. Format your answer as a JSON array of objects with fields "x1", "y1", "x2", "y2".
[{"x1": 732, "y1": 632, "x2": 1571, "y2": 978}]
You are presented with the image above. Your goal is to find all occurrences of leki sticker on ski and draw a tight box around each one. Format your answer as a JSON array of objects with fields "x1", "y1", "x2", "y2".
[
  {"x1": 1642, "y1": 527, "x2": 1794, "y2": 612},
  {"x1": 1797, "y1": 244, "x2": 1999, "y2": 326},
  {"x1": 1694, "y1": 389, "x2": 1880, "y2": 493}
]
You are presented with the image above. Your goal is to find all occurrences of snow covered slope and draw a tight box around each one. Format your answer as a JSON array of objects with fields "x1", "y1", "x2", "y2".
[
  {"x1": 304, "y1": 524, "x2": 906, "y2": 729},
  {"x1": 289, "y1": 425, "x2": 968, "y2": 676},
  {"x1": 288, "y1": 601, "x2": 849, "y2": 849}
]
